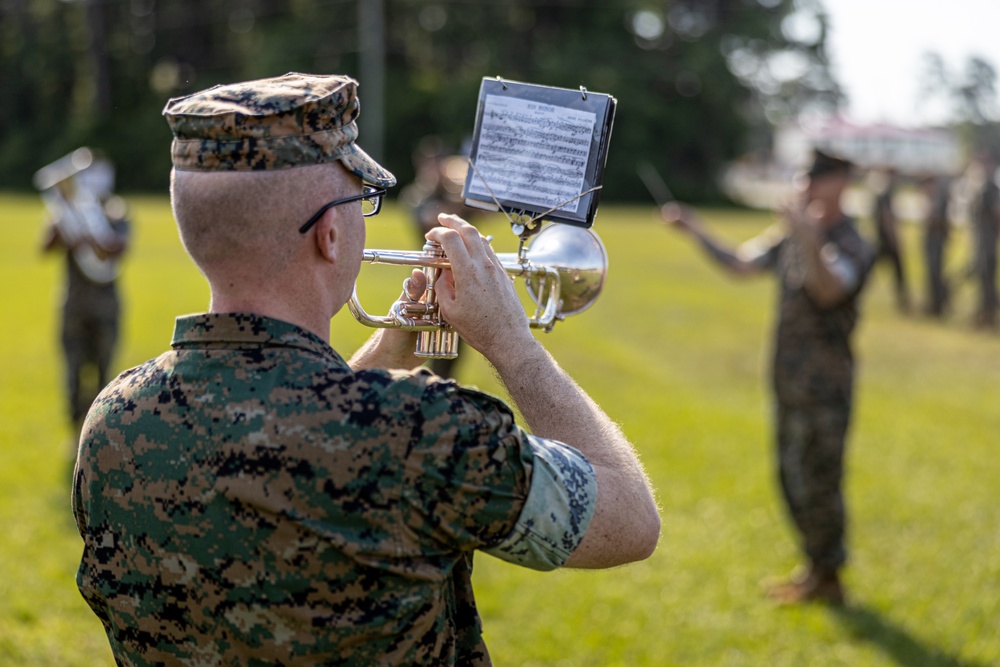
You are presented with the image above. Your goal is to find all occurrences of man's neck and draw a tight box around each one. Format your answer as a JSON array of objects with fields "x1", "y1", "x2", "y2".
[{"x1": 209, "y1": 291, "x2": 332, "y2": 344}]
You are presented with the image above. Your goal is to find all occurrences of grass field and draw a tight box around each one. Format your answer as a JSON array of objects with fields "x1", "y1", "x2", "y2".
[{"x1": 1, "y1": 191, "x2": 997, "y2": 666}]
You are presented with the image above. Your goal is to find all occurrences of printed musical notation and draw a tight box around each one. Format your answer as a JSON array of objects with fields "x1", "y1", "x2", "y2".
[{"x1": 468, "y1": 95, "x2": 596, "y2": 213}]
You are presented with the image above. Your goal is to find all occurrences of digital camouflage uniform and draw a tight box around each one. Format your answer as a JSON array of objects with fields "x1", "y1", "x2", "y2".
[
  {"x1": 971, "y1": 172, "x2": 999, "y2": 327},
  {"x1": 60, "y1": 216, "x2": 129, "y2": 425},
  {"x1": 74, "y1": 313, "x2": 596, "y2": 666},
  {"x1": 742, "y1": 217, "x2": 874, "y2": 572},
  {"x1": 73, "y1": 74, "x2": 600, "y2": 665},
  {"x1": 872, "y1": 182, "x2": 909, "y2": 309},
  {"x1": 923, "y1": 178, "x2": 951, "y2": 317}
]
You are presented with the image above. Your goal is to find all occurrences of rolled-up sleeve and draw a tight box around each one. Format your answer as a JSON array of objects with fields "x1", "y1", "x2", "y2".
[{"x1": 484, "y1": 434, "x2": 597, "y2": 571}]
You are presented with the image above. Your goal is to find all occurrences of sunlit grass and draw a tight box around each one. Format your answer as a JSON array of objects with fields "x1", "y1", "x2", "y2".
[{"x1": 0, "y1": 192, "x2": 997, "y2": 666}]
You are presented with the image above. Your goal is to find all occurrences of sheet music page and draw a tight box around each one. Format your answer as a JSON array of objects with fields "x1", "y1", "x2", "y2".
[{"x1": 468, "y1": 94, "x2": 596, "y2": 213}]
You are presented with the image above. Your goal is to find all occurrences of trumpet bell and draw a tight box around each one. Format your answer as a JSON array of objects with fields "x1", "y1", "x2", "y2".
[{"x1": 522, "y1": 224, "x2": 607, "y2": 317}]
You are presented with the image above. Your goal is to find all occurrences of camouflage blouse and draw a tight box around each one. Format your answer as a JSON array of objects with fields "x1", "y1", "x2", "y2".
[
  {"x1": 73, "y1": 313, "x2": 596, "y2": 666},
  {"x1": 742, "y1": 218, "x2": 874, "y2": 407}
]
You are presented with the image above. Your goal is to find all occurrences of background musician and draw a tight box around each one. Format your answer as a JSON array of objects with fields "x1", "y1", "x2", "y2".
[{"x1": 40, "y1": 153, "x2": 129, "y2": 437}]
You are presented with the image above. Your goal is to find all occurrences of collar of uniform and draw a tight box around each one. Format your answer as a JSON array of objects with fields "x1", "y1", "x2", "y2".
[{"x1": 170, "y1": 313, "x2": 344, "y2": 362}]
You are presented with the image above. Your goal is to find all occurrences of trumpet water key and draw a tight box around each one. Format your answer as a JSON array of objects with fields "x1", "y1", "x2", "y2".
[{"x1": 348, "y1": 223, "x2": 607, "y2": 359}]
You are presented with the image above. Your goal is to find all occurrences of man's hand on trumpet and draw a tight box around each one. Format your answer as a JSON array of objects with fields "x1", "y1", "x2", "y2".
[
  {"x1": 422, "y1": 213, "x2": 537, "y2": 364},
  {"x1": 349, "y1": 213, "x2": 535, "y2": 371}
]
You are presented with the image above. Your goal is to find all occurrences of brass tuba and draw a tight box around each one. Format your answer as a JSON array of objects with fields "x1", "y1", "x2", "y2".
[
  {"x1": 34, "y1": 147, "x2": 121, "y2": 285},
  {"x1": 349, "y1": 223, "x2": 607, "y2": 359}
]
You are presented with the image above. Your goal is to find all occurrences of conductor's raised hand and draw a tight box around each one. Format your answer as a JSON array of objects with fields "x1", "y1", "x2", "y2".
[
  {"x1": 424, "y1": 214, "x2": 535, "y2": 361},
  {"x1": 659, "y1": 201, "x2": 703, "y2": 235},
  {"x1": 780, "y1": 199, "x2": 823, "y2": 245}
]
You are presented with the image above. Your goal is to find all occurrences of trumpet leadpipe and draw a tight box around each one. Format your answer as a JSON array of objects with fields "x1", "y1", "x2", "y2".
[
  {"x1": 362, "y1": 249, "x2": 452, "y2": 269},
  {"x1": 360, "y1": 247, "x2": 541, "y2": 279}
]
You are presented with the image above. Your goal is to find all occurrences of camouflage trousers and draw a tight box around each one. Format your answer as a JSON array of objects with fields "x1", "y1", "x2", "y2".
[
  {"x1": 62, "y1": 305, "x2": 119, "y2": 425},
  {"x1": 923, "y1": 234, "x2": 949, "y2": 317},
  {"x1": 975, "y1": 250, "x2": 998, "y2": 327},
  {"x1": 775, "y1": 400, "x2": 850, "y2": 572}
]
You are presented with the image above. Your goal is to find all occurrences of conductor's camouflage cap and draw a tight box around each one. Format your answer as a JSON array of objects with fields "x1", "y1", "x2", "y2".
[
  {"x1": 805, "y1": 148, "x2": 852, "y2": 179},
  {"x1": 162, "y1": 73, "x2": 395, "y2": 187}
]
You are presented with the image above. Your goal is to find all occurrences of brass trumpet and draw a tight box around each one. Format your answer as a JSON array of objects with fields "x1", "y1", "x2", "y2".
[{"x1": 349, "y1": 223, "x2": 607, "y2": 359}]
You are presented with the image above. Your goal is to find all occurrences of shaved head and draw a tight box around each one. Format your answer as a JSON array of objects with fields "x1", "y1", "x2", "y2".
[{"x1": 171, "y1": 164, "x2": 356, "y2": 281}]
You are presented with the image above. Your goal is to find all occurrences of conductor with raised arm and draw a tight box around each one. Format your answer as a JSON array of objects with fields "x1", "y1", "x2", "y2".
[
  {"x1": 71, "y1": 73, "x2": 659, "y2": 666},
  {"x1": 663, "y1": 149, "x2": 874, "y2": 605}
]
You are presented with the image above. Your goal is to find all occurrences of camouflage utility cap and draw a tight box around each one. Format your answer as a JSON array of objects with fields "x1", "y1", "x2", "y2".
[
  {"x1": 805, "y1": 148, "x2": 852, "y2": 179},
  {"x1": 162, "y1": 72, "x2": 395, "y2": 186}
]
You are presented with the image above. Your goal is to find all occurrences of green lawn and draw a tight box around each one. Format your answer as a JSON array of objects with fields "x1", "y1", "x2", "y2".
[{"x1": 1, "y1": 192, "x2": 997, "y2": 666}]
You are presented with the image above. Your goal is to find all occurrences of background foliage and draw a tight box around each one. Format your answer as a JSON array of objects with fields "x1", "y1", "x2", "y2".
[{"x1": 0, "y1": 0, "x2": 841, "y2": 200}]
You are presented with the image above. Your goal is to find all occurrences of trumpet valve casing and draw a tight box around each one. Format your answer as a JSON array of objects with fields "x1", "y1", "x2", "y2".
[
  {"x1": 415, "y1": 329, "x2": 459, "y2": 359},
  {"x1": 414, "y1": 240, "x2": 459, "y2": 359}
]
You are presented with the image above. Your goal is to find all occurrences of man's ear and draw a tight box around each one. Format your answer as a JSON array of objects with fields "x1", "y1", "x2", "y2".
[{"x1": 313, "y1": 211, "x2": 338, "y2": 263}]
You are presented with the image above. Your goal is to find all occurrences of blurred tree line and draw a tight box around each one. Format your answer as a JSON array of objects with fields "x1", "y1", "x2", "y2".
[
  {"x1": 0, "y1": 0, "x2": 841, "y2": 201},
  {"x1": 919, "y1": 51, "x2": 1000, "y2": 155}
]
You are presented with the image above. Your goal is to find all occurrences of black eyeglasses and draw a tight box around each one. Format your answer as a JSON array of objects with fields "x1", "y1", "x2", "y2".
[{"x1": 298, "y1": 186, "x2": 386, "y2": 233}]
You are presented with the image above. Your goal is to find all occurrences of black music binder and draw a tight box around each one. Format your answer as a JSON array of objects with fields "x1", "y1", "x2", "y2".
[{"x1": 461, "y1": 77, "x2": 617, "y2": 229}]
